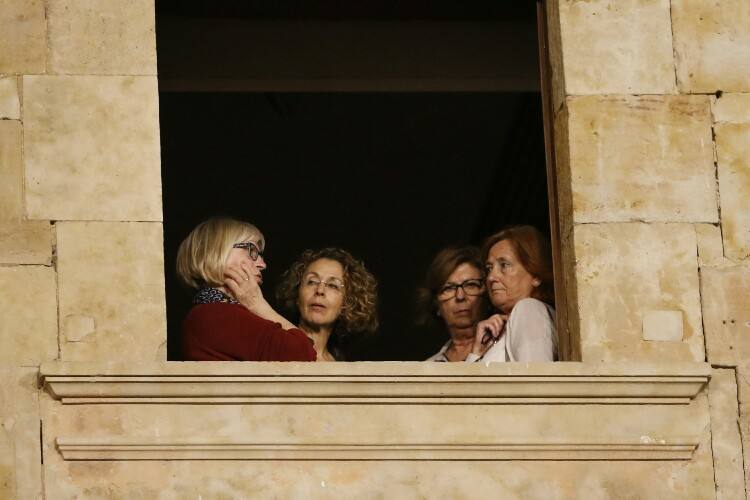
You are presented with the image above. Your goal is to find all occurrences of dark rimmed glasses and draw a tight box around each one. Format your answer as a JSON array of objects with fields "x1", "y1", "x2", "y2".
[
  {"x1": 232, "y1": 241, "x2": 263, "y2": 261},
  {"x1": 437, "y1": 278, "x2": 484, "y2": 300}
]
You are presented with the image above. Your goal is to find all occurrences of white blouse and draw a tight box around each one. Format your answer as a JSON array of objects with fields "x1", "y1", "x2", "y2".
[
  {"x1": 465, "y1": 298, "x2": 557, "y2": 363},
  {"x1": 426, "y1": 340, "x2": 452, "y2": 362}
]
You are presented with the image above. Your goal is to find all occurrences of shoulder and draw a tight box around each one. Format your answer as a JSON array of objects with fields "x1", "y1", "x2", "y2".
[
  {"x1": 184, "y1": 303, "x2": 276, "y2": 330},
  {"x1": 512, "y1": 298, "x2": 553, "y2": 315},
  {"x1": 507, "y1": 298, "x2": 556, "y2": 337},
  {"x1": 510, "y1": 299, "x2": 555, "y2": 323}
]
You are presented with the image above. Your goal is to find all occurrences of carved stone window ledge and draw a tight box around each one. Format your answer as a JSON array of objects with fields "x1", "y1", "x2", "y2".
[{"x1": 41, "y1": 362, "x2": 709, "y2": 462}]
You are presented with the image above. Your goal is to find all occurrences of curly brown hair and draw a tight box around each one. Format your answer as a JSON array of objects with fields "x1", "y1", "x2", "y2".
[{"x1": 275, "y1": 248, "x2": 379, "y2": 359}]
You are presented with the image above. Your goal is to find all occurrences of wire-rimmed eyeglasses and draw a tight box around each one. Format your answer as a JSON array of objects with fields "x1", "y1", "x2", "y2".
[{"x1": 303, "y1": 276, "x2": 345, "y2": 294}]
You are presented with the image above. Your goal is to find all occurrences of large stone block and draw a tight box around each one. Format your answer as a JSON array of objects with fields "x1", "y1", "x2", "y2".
[
  {"x1": 0, "y1": 267, "x2": 58, "y2": 365},
  {"x1": 0, "y1": 221, "x2": 52, "y2": 265},
  {"x1": 47, "y1": 0, "x2": 157, "y2": 75},
  {"x1": 712, "y1": 93, "x2": 750, "y2": 124},
  {"x1": 574, "y1": 223, "x2": 704, "y2": 362},
  {"x1": 701, "y1": 266, "x2": 750, "y2": 367},
  {"x1": 0, "y1": 121, "x2": 52, "y2": 264},
  {"x1": 0, "y1": 0, "x2": 46, "y2": 74},
  {"x1": 56, "y1": 221, "x2": 167, "y2": 362},
  {"x1": 557, "y1": 0, "x2": 676, "y2": 94},
  {"x1": 672, "y1": 0, "x2": 750, "y2": 92},
  {"x1": 23, "y1": 76, "x2": 162, "y2": 221},
  {"x1": 708, "y1": 369, "x2": 746, "y2": 500},
  {"x1": 0, "y1": 77, "x2": 20, "y2": 119},
  {"x1": 0, "y1": 366, "x2": 42, "y2": 500},
  {"x1": 567, "y1": 95, "x2": 718, "y2": 223},
  {"x1": 715, "y1": 123, "x2": 750, "y2": 260},
  {"x1": 695, "y1": 223, "x2": 724, "y2": 267},
  {"x1": 0, "y1": 120, "x2": 23, "y2": 222}
]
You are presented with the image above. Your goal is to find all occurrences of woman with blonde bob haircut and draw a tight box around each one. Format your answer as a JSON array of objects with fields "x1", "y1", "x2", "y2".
[
  {"x1": 467, "y1": 225, "x2": 558, "y2": 363},
  {"x1": 276, "y1": 247, "x2": 378, "y2": 361},
  {"x1": 176, "y1": 216, "x2": 316, "y2": 361}
]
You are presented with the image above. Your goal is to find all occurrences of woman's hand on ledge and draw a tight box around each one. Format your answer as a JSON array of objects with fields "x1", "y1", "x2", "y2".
[{"x1": 471, "y1": 314, "x2": 507, "y2": 357}]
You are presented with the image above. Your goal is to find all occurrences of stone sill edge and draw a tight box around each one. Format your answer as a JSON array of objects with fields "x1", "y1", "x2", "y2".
[
  {"x1": 55, "y1": 439, "x2": 698, "y2": 461},
  {"x1": 41, "y1": 362, "x2": 710, "y2": 405},
  {"x1": 39, "y1": 360, "x2": 712, "y2": 377}
]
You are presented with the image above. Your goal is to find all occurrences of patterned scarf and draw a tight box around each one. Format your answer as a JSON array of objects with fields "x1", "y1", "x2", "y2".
[{"x1": 193, "y1": 287, "x2": 240, "y2": 305}]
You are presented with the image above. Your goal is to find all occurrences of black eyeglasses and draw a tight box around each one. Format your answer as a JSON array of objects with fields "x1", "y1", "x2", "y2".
[
  {"x1": 437, "y1": 279, "x2": 484, "y2": 300},
  {"x1": 232, "y1": 242, "x2": 263, "y2": 261}
]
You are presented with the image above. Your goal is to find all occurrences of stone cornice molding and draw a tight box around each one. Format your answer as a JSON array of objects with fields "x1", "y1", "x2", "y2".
[
  {"x1": 55, "y1": 438, "x2": 698, "y2": 461},
  {"x1": 41, "y1": 361, "x2": 710, "y2": 405}
]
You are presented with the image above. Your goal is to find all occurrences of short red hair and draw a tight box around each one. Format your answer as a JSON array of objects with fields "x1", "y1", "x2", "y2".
[{"x1": 481, "y1": 225, "x2": 554, "y2": 306}]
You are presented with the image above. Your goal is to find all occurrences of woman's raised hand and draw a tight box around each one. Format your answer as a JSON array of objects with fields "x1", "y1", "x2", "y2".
[
  {"x1": 471, "y1": 314, "x2": 507, "y2": 357},
  {"x1": 224, "y1": 261, "x2": 265, "y2": 312}
]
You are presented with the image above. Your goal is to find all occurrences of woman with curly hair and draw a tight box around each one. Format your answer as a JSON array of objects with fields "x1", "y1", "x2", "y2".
[{"x1": 276, "y1": 248, "x2": 378, "y2": 361}]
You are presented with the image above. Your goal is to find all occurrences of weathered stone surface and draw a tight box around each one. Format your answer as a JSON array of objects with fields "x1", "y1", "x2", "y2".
[
  {"x1": 0, "y1": 77, "x2": 20, "y2": 119},
  {"x1": 0, "y1": 267, "x2": 58, "y2": 365},
  {"x1": 0, "y1": 0, "x2": 46, "y2": 74},
  {"x1": 715, "y1": 123, "x2": 750, "y2": 260},
  {"x1": 557, "y1": 0, "x2": 676, "y2": 95},
  {"x1": 708, "y1": 369, "x2": 746, "y2": 500},
  {"x1": 0, "y1": 366, "x2": 42, "y2": 500},
  {"x1": 743, "y1": 409, "x2": 750, "y2": 497},
  {"x1": 23, "y1": 76, "x2": 162, "y2": 221},
  {"x1": 672, "y1": 0, "x2": 750, "y2": 92},
  {"x1": 0, "y1": 120, "x2": 23, "y2": 222},
  {"x1": 0, "y1": 220, "x2": 52, "y2": 265},
  {"x1": 701, "y1": 266, "x2": 750, "y2": 367},
  {"x1": 567, "y1": 95, "x2": 718, "y2": 223},
  {"x1": 642, "y1": 310, "x2": 683, "y2": 342},
  {"x1": 574, "y1": 223, "x2": 704, "y2": 362},
  {"x1": 47, "y1": 0, "x2": 157, "y2": 75},
  {"x1": 56, "y1": 221, "x2": 166, "y2": 362},
  {"x1": 712, "y1": 93, "x2": 750, "y2": 124},
  {"x1": 38, "y1": 366, "x2": 715, "y2": 499},
  {"x1": 695, "y1": 223, "x2": 725, "y2": 267},
  {"x1": 0, "y1": 120, "x2": 53, "y2": 264}
]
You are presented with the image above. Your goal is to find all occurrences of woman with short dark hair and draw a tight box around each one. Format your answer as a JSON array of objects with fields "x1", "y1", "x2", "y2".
[
  {"x1": 417, "y1": 246, "x2": 488, "y2": 362},
  {"x1": 276, "y1": 247, "x2": 378, "y2": 361},
  {"x1": 468, "y1": 225, "x2": 557, "y2": 362},
  {"x1": 176, "y1": 216, "x2": 316, "y2": 361}
]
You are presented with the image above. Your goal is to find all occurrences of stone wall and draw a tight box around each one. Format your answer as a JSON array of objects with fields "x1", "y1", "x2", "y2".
[
  {"x1": 550, "y1": 0, "x2": 750, "y2": 497},
  {"x1": 0, "y1": 1, "x2": 165, "y2": 497},
  {"x1": 1, "y1": 0, "x2": 749, "y2": 498}
]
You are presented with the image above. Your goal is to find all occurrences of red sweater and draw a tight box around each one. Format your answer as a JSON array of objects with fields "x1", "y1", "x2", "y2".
[{"x1": 182, "y1": 302, "x2": 316, "y2": 361}]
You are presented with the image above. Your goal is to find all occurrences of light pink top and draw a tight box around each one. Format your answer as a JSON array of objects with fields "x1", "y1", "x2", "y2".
[{"x1": 465, "y1": 298, "x2": 557, "y2": 363}]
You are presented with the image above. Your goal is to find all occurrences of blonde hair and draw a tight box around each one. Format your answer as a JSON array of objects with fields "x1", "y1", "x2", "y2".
[{"x1": 176, "y1": 217, "x2": 264, "y2": 290}]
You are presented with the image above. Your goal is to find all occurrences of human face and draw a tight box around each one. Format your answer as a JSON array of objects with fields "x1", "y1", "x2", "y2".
[
  {"x1": 297, "y1": 258, "x2": 346, "y2": 331},
  {"x1": 485, "y1": 239, "x2": 539, "y2": 313},
  {"x1": 225, "y1": 238, "x2": 267, "y2": 285},
  {"x1": 437, "y1": 263, "x2": 485, "y2": 335}
]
